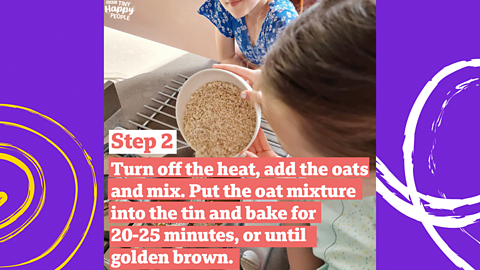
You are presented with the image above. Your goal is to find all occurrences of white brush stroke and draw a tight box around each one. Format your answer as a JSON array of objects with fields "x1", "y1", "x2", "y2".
[
  {"x1": 377, "y1": 159, "x2": 480, "y2": 226},
  {"x1": 460, "y1": 228, "x2": 480, "y2": 245},
  {"x1": 429, "y1": 78, "x2": 479, "y2": 176},
  {"x1": 377, "y1": 59, "x2": 480, "y2": 270}
]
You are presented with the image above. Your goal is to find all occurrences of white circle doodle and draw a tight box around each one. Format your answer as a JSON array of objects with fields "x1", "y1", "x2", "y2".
[{"x1": 377, "y1": 59, "x2": 480, "y2": 270}]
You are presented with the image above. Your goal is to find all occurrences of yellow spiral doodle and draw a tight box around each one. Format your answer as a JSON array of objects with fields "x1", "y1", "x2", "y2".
[
  {"x1": 0, "y1": 152, "x2": 35, "y2": 228},
  {"x1": 0, "y1": 144, "x2": 45, "y2": 242},
  {"x1": 0, "y1": 192, "x2": 7, "y2": 208},
  {"x1": 0, "y1": 104, "x2": 97, "y2": 269}
]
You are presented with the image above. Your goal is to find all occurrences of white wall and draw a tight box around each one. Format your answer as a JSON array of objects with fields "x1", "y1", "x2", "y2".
[{"x1": 104, "y1": 0, "x2": 218, "y2": 61}]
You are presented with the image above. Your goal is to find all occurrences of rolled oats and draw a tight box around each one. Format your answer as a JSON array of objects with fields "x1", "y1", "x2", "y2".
[{"x1": 183, "y1": 81, "x2": 256, "y2": 157}]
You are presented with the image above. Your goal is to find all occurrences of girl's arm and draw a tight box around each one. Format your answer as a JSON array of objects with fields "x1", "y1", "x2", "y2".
[
  {"x1": 215, "y1": 29, "x2": 245, "y2": 67},
  {"x1": 287, "y1": 246, "x2": 324, "y2": 270},
  {"x1": 235, "y1": 43, "x2": 259, "y2": 69},
  {"x1": 284, "y1": 223, "x2": 324, "y2": 270}
]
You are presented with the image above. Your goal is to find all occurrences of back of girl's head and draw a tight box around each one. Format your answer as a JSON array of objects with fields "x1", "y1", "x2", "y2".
[{"x1": 262, "y1": 0, "x2": 376, "y2": 165}]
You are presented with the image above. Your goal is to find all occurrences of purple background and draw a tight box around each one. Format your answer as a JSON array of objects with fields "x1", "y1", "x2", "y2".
[
  {"x1": 378, "y1": 1, "x2": 480, "y2": 269},
  {"x1": 0, "y1": 0, "x2": 103, "y2": 269},
  {"x1": 1, "y1": 0, "x2": 479, "y2": 269}
]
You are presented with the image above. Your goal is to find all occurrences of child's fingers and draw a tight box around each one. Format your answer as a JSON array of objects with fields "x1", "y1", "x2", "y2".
[
  {"x1": 213, "y1": 64, "x2": 258, "y2": 82},
  {"x1": 237, "y1": 76, "x2": 253, "y2": 87},
  {"x1": 252, "y1": 133, "x2": 263, "y2": 153},
  {"x1": 247, "y1": 143, "x2": 257, "y2": 154},
  {"x1": 248, "y1": 62, "x2": 259, "y2": 70},
  {"x1": 241, "y1": 90, "x2": 263, "y2": 105},
  {"x1": 239, "y1": 151, "x2": 258, "y2": 158},
  {"x1": 256, "y1": 129, "x2": 272, "y2": 152}
]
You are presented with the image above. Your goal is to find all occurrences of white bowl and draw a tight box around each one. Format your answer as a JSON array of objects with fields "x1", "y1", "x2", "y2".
[{"x1": 176, "y1": 69, "x2": 261, "y2": 157}]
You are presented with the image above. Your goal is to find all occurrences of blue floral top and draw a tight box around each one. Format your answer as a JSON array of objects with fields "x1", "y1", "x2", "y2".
[{"x1": 198, "y1": 0, "x2": 298, "y2": 66}]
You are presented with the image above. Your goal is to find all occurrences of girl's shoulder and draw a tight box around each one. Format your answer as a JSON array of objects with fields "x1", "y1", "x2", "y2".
[
  {"x1": 269, "y1": 0, "x2": 299, "y2": 20},
  {"x1": 198, "y1": 0, "x2": 235, "y2": 21},
  {"x1": 265, "y1": 0, "x2": 298, "y2": 31},
  {"x1": 198, "y1": 0, "x2": 237, "y2": 38}
]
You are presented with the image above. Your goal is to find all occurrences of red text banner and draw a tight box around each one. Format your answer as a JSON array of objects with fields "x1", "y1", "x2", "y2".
[
  {"x1": 109, "y1": 248, "x2": 239, "y2": 269},
  {"x1": 109, "y1": 157, "x2": 370, "y2": 178},
  {"x1": 110, "y1": 226, "x2": 317, "y2": 247},
  {"x1": 109, "y1": 202, "x2": 321, "y2": 223},
  {"x1": 108, "y1": 178, "x2": 362, "y2": 200}
]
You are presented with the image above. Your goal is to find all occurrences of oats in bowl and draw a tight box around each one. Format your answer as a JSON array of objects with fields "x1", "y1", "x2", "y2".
[{"x1": 183, "y1": 81, "x2": 256, "y2": 157}]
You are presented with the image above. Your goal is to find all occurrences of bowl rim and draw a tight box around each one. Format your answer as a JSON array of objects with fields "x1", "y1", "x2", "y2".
[{"x1": 175, "y1": 68, "x2": 262, "y2": 157}]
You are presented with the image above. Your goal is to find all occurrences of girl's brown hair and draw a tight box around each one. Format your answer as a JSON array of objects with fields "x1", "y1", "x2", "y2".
[{"x1": 262, "y1": 0, "x2": 376, "y2": 165}]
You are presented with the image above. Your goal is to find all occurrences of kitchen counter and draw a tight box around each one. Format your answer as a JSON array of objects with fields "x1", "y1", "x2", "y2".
[{"x1": 104, "y1": 26, "x2": 189, "y2": 82}]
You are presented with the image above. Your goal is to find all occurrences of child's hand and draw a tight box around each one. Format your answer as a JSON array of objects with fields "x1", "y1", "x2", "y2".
[
  {"x1": 213, "y1": 64, "x2": 263, "y2": 106},
  {"x1": 213, "y1": 64, "x2": 261, "y2": 89},
  {"x1": 244, "y1": 60, "x2": 259, "y2": 70},
  {"x1": 240, "y1": 89, "x2": 262, "y2": 105},
  {"x1": 240, "y1": 129, "x2": 279, "y2": 158}
]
